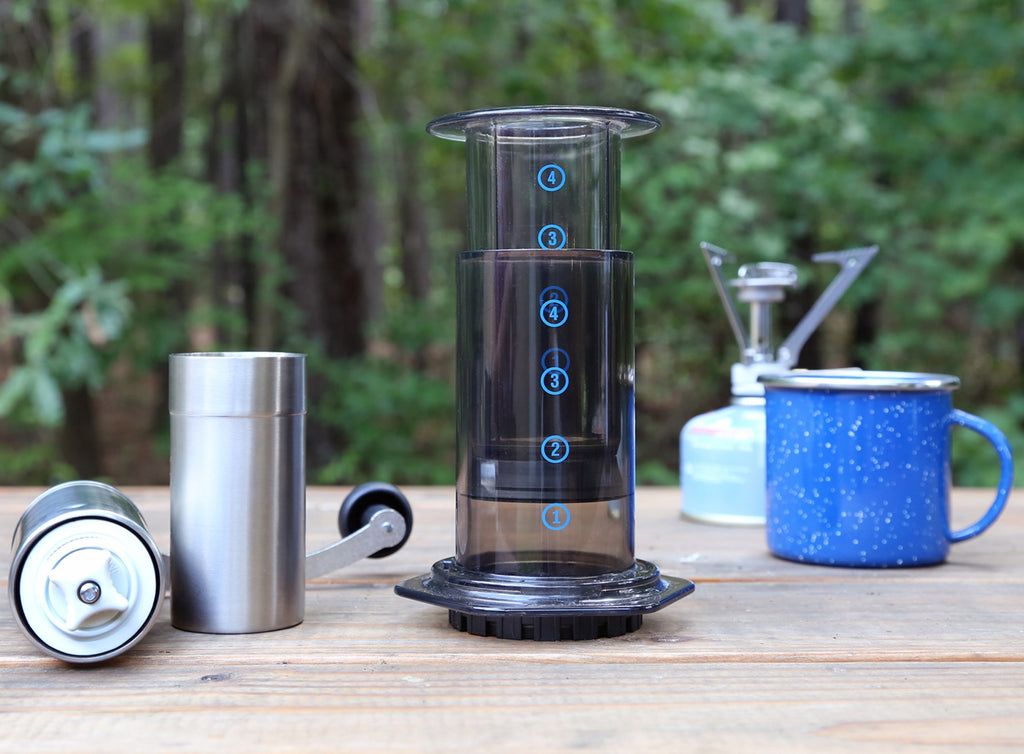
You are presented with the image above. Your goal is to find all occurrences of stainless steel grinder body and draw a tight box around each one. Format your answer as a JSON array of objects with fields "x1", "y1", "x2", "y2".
[
  {"x1": 8, "y1": 481, "x2": 166, "y2": 663},
  {"x1": 169, "y1": 352, "x2": 306, "y2": 633}
]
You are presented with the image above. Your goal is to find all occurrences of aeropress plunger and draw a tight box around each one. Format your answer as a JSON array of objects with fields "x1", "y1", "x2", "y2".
[{"x1": 396, "y1": 106, "x2": 694, "y2": 640}]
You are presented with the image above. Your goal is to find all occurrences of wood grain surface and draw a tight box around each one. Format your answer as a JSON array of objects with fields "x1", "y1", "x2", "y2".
[{"x1": 1, "y1": 486, "x2": 1021, "y2": 753}]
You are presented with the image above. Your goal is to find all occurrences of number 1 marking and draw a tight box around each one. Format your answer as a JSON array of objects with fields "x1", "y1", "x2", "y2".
[{"x1": 542, "y1": 503, "x2": 571, "y2": 531}]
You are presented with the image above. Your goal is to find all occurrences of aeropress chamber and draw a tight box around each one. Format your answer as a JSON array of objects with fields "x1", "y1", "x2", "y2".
[{"x1": 396, "y1": 106, "x2": 694, "y2": 640}]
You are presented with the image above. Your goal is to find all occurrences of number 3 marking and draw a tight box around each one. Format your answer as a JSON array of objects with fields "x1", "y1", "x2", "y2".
[
  {"x1": 537, "y1": 224, "x2": 567, "y2": 250},
  {"x1": 541, "y1": 367, "x2": 569, "y2": 395}
]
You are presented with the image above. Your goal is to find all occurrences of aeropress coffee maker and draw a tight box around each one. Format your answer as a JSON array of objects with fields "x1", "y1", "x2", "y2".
[{"x1": 397, "y1": 106, "x2": 694, "y2": 640}]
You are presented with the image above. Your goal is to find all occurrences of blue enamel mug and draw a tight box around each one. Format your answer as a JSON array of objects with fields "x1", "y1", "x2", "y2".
[{"x1": 761, "y1": 371, "x2": 1014, "y2": 567}]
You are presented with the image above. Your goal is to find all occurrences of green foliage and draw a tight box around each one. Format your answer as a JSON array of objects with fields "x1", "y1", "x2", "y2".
[
  {"x1": 311, "y1": 354, "x2": 455, "y2": 485},
  {"x1": 0, "y1": 439, "x2": 75, "y2": 485},
  {"x1": 951, "y1": 395, "x2": 1024, "y2": 489},
  {"x1": 0, "y1": 268, "x2": 130, "y2": 425},
  {"x1": 0, "y1": 93, "x2": 275, "y2": 480},
  {"x1": 1, "y1": 0, "x2": 1021, "y2": 488},
  {"x1": 304, "y1": 299, "x2": 456, "y2": 485},
  {"x1": 0, "y1": 102, "x2": 146, "y2": 214},
  {"x1": 2, "y1": 159, "x2": 270, "y2": 359}
]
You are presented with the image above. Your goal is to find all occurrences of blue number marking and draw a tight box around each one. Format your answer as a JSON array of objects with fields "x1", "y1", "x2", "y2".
[
  {"x1": 541, "y1": 347, "x2": 570, "y2": 370},
  {"x1": 537, "y1": 164, "x2": 566, "y2": 192},
  {"x1": 539, "y1": 299, "x2": 568, "y2": 328},
  {"x1": 537, "y1": 224, "x2": 567, "y2": 250},
  {"x1": 541, "y1": 435, "x2": 570, "y2": 464},
  {"x1": 539, "y1": 286, "x2": 568, "y2": 305},
  {"x1": 542, "y1": 503, "x2": 571, "y2": 531},
  {"x1": 540, "y1": 367, "x2": 569, "y2": 396}
]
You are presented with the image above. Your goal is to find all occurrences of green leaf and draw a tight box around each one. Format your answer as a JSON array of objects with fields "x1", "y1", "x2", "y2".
[
  {"x1": 0, "y1": 367, "x2": 34, "y2": 417},
  {"x1": 83, "y1": 128, "x2": 148, "y2": 153},
  {"x1": 29, "y1": 369, "x2": 64, "y2": 426}
]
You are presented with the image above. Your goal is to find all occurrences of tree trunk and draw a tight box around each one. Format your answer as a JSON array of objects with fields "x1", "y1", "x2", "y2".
[
  {"x1": 1, "y1": 7, "x2": 110, "y2": 478},
  {"x1": 203, "y1": 15, "x2": 254, "y2": 347},
  {"x1": 251, "y1": 0, "x2": 380, "y2": 358},
  {"x1": 397, "y1": 149, "x2": 431, "y2": 302},
  {"x1": 385, "y1": 0, "x2": 430, "y2": 303},
  {"x1": 842, "y1": 0, "x2": 862, "y2": 34},
  {"x1": 58, "y1": 385, "x2": 103, "y2": 477},
  {"x1": 147, "y1": 4, "x2": 186, "y2": 170},
  {"x1": 147, "y1": 1, "x2": 187, "y2": 436},
  {"x1": 304, "y1": 0, "x2": 380, "y2": 359},
  {"x1": 229, "y1": 15, "x2": 259, "y2": 346},
  {"x1": 774, "y1": 0, "x2": 811, "y2": 35},
  {"x1": 68, "y1": 9, "x2": 95, "y2": 104},
  {"x1": 0, "y1": 4, "x2": 54, "y2": 111},
  {"x1": 249, "y1": 0, "x2": 381, "y2": 465},
  {"x1": 214, "y1": 11, "x2": 268, "y2": 349},
  {"x1": 59, "y1": 8, "x2": 105, "y2": 477},
  {"x1": 843, "y1": 0, "x2": 873, "y2": 368},
  {"x1": 771, "y1": 1, "x2": 823, "y2": 367}
]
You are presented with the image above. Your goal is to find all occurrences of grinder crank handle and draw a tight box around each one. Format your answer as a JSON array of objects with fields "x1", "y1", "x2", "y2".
[{"x1": 305, "y1": 483, "x2": 413, "y2": 580}]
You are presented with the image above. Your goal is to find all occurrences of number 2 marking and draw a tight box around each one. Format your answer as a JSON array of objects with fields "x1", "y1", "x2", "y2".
[{"x1": 542, "y1": 435, "x2": 569, "y2": 464}]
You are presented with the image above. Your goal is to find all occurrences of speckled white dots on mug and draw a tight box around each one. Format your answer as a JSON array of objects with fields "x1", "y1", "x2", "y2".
[{"x1": 761, "y1": 371, "x2": 1014, "y2": 567}]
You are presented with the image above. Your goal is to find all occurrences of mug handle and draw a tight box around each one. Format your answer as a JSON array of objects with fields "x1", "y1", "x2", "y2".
[{"x1": 947, "y1": 409, "x2": 1015, "y2": 542}]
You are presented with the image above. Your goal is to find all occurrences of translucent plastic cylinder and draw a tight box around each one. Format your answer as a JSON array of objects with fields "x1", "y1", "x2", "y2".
[
  {"x1": 465, "y1": 119, "x2": 621, "y2": 251},
  {"x1": 430, "y1": 107, "x2": 658, "y2": 253},
  {"x1": 455, "y1": 249, "x2": 635, "y2": 577},
  {"x1": 394, "y1": 107, "x2": 692, "y2": 642}
]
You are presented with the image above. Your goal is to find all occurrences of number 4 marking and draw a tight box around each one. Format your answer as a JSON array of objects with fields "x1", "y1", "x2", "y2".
[{"x1": 537, "y1": 164, "x2": 566, "y2": 192}]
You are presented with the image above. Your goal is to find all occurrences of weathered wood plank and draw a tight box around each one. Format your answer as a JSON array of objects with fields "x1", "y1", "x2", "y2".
[
  {"x1": 1, "y1": 661, "x2": 1021, "y2": 753},
  {"x1": 1, "y1": 486, "x2": 1020, "y2": 752}
]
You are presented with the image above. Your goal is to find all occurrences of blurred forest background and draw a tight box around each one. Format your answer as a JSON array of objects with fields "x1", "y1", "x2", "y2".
[{"x1": 1, "y1": 0, "x2": 1022, "y2": 487}]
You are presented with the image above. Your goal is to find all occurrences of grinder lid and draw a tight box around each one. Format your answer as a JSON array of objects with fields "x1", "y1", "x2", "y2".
[{"x1": 169, "y1": 351, "x2": 306, "y2": 416}]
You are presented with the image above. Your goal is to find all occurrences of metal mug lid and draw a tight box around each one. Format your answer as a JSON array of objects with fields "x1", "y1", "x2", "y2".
[
  {"x1": 169, "y1": 352, "x2": 306, "y2": 416},
  {"x1": 758, "y1": 369, "x2": 961, "y2": 391}
]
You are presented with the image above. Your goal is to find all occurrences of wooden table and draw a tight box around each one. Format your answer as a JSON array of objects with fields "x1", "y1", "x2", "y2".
[{"x1": 1, "y1": 486, "x2": 1021, "y2": 752}]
